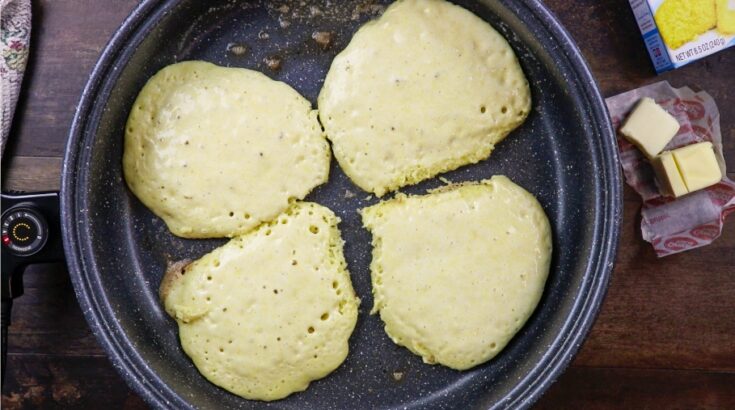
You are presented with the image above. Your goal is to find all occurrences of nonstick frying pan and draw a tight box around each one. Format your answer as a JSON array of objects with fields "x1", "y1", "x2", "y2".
[{"x1": 56, "y1": 0, "x2": 622, "y2": 408}]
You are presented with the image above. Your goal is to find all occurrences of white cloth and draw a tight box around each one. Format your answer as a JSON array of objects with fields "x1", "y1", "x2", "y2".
[{"x1": 0, "y1": 0, "x2": 31, "y2": 159}]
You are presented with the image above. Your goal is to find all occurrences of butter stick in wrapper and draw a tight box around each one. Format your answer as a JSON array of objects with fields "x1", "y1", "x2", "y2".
[{"x1": 606, "y1": 81, "x2": 735, "y2": 257}]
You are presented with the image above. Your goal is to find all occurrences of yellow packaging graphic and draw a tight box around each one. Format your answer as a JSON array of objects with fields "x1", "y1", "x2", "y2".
[
  {"x1": 629, "y1": 0, "x2": 735, "y2": 72},
  {"x1": 655, "y1": 0, "x2": 716, "y2": 49},
  {"x1": 717, "y1": 0, "x2": 735, "y2": 34}
]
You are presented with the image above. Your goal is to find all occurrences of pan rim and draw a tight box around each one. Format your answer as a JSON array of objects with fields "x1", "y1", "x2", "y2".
[{"x1": 61, "y1": 0, "x2": 622, "y2": 408}]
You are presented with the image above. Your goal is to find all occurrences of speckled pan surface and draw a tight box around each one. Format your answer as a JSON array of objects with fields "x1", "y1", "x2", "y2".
[{"x1": 61, "y1": 1, "x2": 622, "y2": 409}]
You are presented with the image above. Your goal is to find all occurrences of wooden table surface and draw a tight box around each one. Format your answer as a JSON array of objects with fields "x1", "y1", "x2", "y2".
[{"x1": 1, "y1": 0, "x2": 734, "y2": 408}]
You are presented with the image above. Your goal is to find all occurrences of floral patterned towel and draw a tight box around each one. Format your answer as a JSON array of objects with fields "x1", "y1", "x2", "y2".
[{"x1": 1, "y1": 0, "x2": 31, "y2": 159}]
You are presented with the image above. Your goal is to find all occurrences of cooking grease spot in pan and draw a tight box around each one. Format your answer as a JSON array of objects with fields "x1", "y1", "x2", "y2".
[
  {"x1": 264, "y1": 55, "x2": 283, "y2": 71},
  {"x1": 312, "y1": 31, "x2": 335, "y2": 50},
  {"x1": 226, "y1": 42, "x2": 248, "y2": 57}
]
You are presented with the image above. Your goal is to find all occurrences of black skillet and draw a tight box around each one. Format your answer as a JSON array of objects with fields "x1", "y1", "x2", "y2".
[{"x1": 56, "y1": 0, "x2": 621, "y2": 408}]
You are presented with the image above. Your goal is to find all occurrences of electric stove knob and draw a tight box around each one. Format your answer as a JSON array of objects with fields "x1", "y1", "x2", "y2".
[{"x1": 1, "y1": 205, "x2": 49, "y2": 257}]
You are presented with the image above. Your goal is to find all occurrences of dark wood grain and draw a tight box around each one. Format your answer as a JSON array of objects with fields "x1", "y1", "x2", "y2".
[
  {"x1": 538, "y1": 367, "x2": 735, "y2": 409},
  {"x1": 576, "y1": 189, "x2": 735, "y2": 372},
  {"x1": 4, "y1": 0, "x2": 139, "y2": 158},
  {"x1": 2, "y1": 157, "x2": 61, "y2": 192},
  {"x1": 1, "y1": 0, "x2": 734, "y2": 408},
  {"x1": 1, "y1": 355, "x2": 147, "y2": 410},
  {"x1": 6, "y1": 264, "x2": 105, "y2": 357}
]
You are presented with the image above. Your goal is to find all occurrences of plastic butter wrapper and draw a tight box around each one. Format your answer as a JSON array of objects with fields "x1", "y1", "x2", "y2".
[
  {"x1": 629, "y1": 0, "x2": 735, "y2": 73},
  {"x1": 606, "y1": 81, "x2": 735, "y2": 257}
]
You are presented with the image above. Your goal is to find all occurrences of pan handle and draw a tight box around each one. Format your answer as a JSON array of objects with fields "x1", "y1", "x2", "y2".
[
  {"x1": 1, "y1": 300, "x2": 11, "y2": 383},
  {"x1": 1, "y1": 191, "x2": 65, "y2": 387}
]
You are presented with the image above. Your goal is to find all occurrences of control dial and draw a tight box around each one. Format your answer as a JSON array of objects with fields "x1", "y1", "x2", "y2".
[{"x1": 1, "y1": 206, "x2": 49, "y2": 257}]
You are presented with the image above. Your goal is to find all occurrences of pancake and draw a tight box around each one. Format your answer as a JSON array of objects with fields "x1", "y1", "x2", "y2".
[
  {"x1": 123, "y1": 61, "x2": 329, "y2": 238},
  {"x1": 361, "y1": 176, "x2": 551, "y2": 370},
  {"x1": 160, "y1": 202, "x2": 359, "y2": 401},
  {"x1": 318, "y1": 0, "x2": 531, "y2": 197}
]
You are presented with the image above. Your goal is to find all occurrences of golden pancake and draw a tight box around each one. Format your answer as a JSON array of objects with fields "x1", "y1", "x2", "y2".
[
  {"x1": 318, "y1": 0, "x2": 531, "y2": 196},
  {"x1": 161, "y1": 202, "x2": 359, "y2": 401},
  {"x1": 361, "y1": 176, "x2": 551, "y2": 370},
  {"x1": 124, "y1": 61, "x2": 329, "y2": 238}
]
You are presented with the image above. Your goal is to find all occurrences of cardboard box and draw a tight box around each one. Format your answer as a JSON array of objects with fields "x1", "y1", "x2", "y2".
[{"x1": 629, "y1": 0, "x2": 735, "y2": 73}]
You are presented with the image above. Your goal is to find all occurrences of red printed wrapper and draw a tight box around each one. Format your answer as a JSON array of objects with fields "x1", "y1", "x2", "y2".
[{"x1": 605, "y1": 81, "x2": 735, "y2": 257}]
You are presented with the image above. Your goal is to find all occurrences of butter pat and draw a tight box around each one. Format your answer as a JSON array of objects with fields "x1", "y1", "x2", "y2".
[
  {"x1": 672, "y1": 141, "x2": 722, "y2": 192},
  {"x1": 652, "y1": 142, "x2": 722, "y2": 197},
  {"x1": 651, "y1": 151, "x2": 688, "y2": 197},
  {"x1": 620, "y1": 98, "x2": 680, "y2": 158}
]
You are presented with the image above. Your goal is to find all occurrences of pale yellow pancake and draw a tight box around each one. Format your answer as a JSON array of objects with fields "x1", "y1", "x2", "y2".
[
  {"x1": 124, "y1": 61, "x2": 329, "y2": 238},
  {"x1": 361, "y1": 176, "x2": 551, "y2": 370},
  {"x1": 161, "y1": 202, "x2": 359, "y2": 401},
  {"x1": 318, "y1": 0, "x2": 531, "y2": 197}
]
